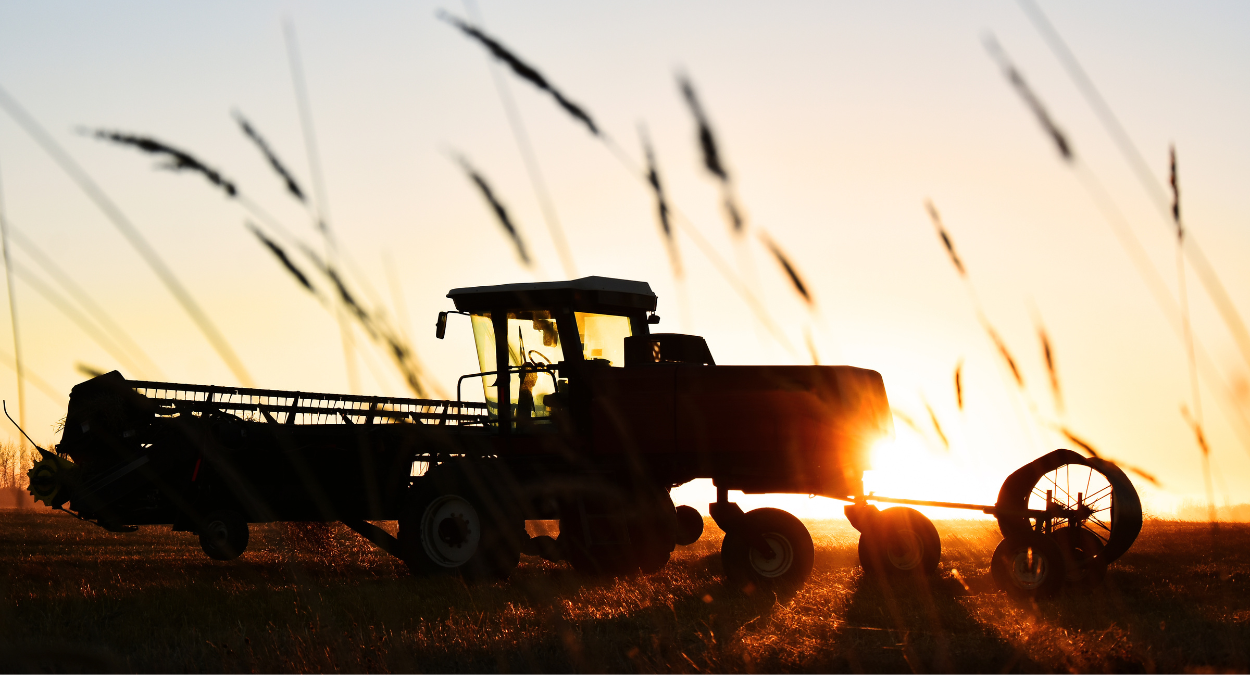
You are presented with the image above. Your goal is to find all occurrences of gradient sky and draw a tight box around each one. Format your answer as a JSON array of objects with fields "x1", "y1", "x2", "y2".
[{"x1": 0, "y1": 1, "x2": 1247, "y2": 516}]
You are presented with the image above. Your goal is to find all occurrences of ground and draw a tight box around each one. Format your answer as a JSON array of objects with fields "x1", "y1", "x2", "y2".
[{"x1": 0, "y1": 510, "x2": 1247, "y2": 673}]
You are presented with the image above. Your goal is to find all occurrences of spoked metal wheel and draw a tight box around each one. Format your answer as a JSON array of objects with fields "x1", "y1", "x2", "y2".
[{"x1": 996, "y1": 449, "x2": 1142, "y2": 584}]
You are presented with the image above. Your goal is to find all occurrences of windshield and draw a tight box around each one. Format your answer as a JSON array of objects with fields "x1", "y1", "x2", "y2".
[
  {"x1": 574, "y1": 312, "x2": 632, "y2": 367},
  {"x1": 470, "y1": 311, "x2": 565, "y2": 424}
]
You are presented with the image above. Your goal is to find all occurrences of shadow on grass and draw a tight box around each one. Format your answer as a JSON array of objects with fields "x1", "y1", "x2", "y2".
[
  {"x1": 833, "y1": 571, "x2": 1040, "y2": 673},
  {"x1": 1021, "y1": 523, "x2": 1250, "y2": 672},
  {"x1": 4, "y1": 513, "x2": 1250, "y2": 672}
]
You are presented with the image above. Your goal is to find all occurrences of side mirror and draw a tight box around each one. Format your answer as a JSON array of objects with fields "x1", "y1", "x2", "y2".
[
  {"x1": 435, "y1": 311, "x2": 449, "y2": 339},
  {"x1": 647, "y1": 313, "x2": 661, "y2": 325}
]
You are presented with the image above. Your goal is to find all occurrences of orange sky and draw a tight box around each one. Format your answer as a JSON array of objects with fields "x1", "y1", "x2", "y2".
[{"x1": 0, "y1": 1, "x2": 1248, "y2": 516}]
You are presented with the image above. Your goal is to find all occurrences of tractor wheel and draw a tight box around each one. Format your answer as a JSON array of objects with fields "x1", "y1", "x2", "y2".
[
  {"x1": 558, "y1": 482, "x2": 677, "y2": 576},
  {"x1": 857, "y1": 507, "x2": 941, "y2": 579},
  {"x1": 199, "y1": 509, "x2": 249, "y2": 561},
  {"x1": 675, "y1": 505, "x2": 705, "y2": 546},
  {"x1": 399, "y1": 463, "x2": 524, "y2": 581},
  {"x1": 991, "y1": 532, "x2": 1067, "y2": 599},
  {"x1": 721, "y1": 508, "x2": 814, "y2": 591}
]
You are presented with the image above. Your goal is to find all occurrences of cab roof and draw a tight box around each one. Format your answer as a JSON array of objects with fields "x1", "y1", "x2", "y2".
[{"x1": 447, "y1": 276, "x2": 657, "y2": 314}]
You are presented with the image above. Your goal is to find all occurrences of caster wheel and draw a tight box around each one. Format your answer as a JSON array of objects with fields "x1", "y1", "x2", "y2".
[
  {"x1": 991, "y1": 532, "x2": 1067, "y2": 599},
  {"x1": 199, "y1": 510, "x2": 249, "y2": 561},
  {"x1": 721, "y1": 508, "x2": 814, "y2": 590},
  {"x1": 858, "y1": 507, "x2": 941, "y2": 579}
]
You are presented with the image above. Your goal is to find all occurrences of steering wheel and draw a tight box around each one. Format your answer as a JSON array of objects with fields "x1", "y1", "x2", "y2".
[{"x1": 527, "y1": 350, "x2": 553, "y2": 367}]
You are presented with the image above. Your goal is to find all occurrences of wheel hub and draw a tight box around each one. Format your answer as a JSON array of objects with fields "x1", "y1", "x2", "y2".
[
  {"x1": 438, "y1": 513, "x2": 472, "y2": 548},
  {"x1": 421, "y1": 495, "x2": 481, "y2": 567},
  {"x1": 748, "y1": 533, "x2": 794, "y2": 578},
  {"x1": 886, "y1": 529, "x2": 924, "y2": 571},
  {"x1": 1010, "y1": 547, "x2": 1050, "y2": 589},
  {"x1": 205, "y1": 520, "x2": 229, "y2": 546}
]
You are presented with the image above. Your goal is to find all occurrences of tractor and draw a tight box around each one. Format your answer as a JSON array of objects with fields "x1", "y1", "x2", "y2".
[{"x1": 25, "y1": 276, "x2": 1140, "y2": 596}]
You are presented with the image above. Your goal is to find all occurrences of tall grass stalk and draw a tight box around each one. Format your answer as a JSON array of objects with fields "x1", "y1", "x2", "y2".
[
  {"x1": 247, "y1": 223, "x2": 317, "y2": 295},
  {"x1": 954, "y1": 359, "x2": 965, "y2": 411},
  {"x1": 87, "y1": 130, "x2": 238, "y2": 197},
  {"x1": 638, "y1": 124, "x2": 694, "y2": 329},
  {"x1": 640, "y1": 125, "x2": 680, "y2": 279},
  {"x1": 8, "y1": 226, "x2": 162, "y2": 378},
  {"x1": 758, "y1": 232, "x2": 812, "y2": 306},
  {"x1": 461, "y1": 0, "x2": 578, "y2": 280},
  {"x1": 675, "y1": 72, "x2": 776, "y2": 339},
  {"x1": 925, "y1": 199, "x2": 1051, "y2": 454},
  {"x1": 926, "y1": 200, "x2": 1028, "y2": 394},
  {"x1": 10, "y1": 259, "x2": 145, "y2": 377},
  {"x1": 677, "y1": 73, "x2": 744, "y2": 236},
  {"x1": 923, "y1": 398, "x2": 950, "y2": 450},
  {"x1": 925, "y1": 197, "x2": 1161, "y2": 482},
  {"x1": 1016, "y1": 0, "x2": 1250, "y2": 376},
  {"x1": 0, "y1": 158, "x2": 27, "y2": 445},
  {"x1": 438, "y1": 12, "x2": 793, "y2": 349},
  {"x1": 89, "y1": 121, "x2": 436, "y2": 398},
  {"x1": 282, "y1": 21, "x2": 364, "y2": 394},
  {"x1": 983, "y1": 36, "x2": 1072, "y2": 163},
  {"x1": 0, "y1": 87, "x2": 254, "y2": 386},
  {"x1": 987, "y1": 31, "x2": 1250, "y2": 472},
  {"x1": 0, "y1": 345, "x2": 60, "y2": 403},
  {"x1": 454, "y1": 155, "x2": 533, "y2": 268},
  {"x1": 233, "y1": 111, "x2": 307, "y2": 205},
  {"x1": 804, "y1": 326, "x2": 820, "y2": 365},
  {"x1": 1182, "y1": 405, "x2": 1218, "y2": 523},
  {"x1": 439, "y1": 12, "x2": 598, "y2": 138},
  {"x1": 1034, "y1": 317, "x2": 1062, "y2": 414},
  {"x1": 283, "y1": 18, "x2": 331, "y2": 234},
  {"x1": 440, "y1": 16, "x2": 798, "y2": 356},
  {"x1": 1170, "y1": 148, "x2": 1215, "y2": 524}
]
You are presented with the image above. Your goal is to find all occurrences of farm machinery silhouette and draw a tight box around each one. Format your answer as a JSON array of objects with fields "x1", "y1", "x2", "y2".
[{"x1": 24, "y1": 276, "x2": 1141, "y2": 597}]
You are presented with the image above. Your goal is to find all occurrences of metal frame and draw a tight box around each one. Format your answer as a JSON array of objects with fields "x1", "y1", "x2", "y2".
[{"x1": 128, "y1": 380, "x2": 491, "y2": 427}]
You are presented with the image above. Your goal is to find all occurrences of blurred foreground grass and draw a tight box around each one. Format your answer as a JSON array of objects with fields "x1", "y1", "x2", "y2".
[{"x1": 1, "y1": 510, "x2": 1247, "y2": 672}]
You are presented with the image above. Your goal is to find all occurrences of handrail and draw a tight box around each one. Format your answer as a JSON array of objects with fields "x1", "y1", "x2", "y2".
[{"x1": 456, "y1": 364, "x2": 561, "y2": 410}]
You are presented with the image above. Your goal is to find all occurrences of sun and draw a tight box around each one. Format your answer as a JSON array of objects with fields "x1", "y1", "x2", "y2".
[
  {"x1": 671, "y1": 421, "x2": 1003, "y2": 521},
  {"x1": 861, "y1": 426, "x2": 999, "y2": 520}
]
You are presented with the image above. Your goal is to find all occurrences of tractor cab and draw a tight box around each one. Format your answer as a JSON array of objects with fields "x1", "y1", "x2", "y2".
[
  {"x1": 439, "y1": 276, "x2": 710, "y2": 434},
  {"x1": 440, "y1": 276, "x2": 889, "y2": 500}
]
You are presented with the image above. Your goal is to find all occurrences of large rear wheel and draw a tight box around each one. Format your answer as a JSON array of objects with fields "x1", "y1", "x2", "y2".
[
  {"x1": 558, "y1": 482, "x2": 677, "y2": 576},
  {"x1": 399, "y1": 463, "x2": 523, "y2": 581}
]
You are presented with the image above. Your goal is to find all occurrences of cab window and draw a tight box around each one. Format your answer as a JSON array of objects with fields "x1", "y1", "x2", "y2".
[
  {"x1": 574, "y1": 312, "x2": 632, "y2": 367},
  {"x1": 470, "y1": 310, "x2": 564, "y2": 422}
]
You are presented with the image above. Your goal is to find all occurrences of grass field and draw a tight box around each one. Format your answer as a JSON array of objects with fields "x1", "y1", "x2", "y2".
[{"x1": 1, "y1": 510, "x2": 1247, "y2": 673}]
